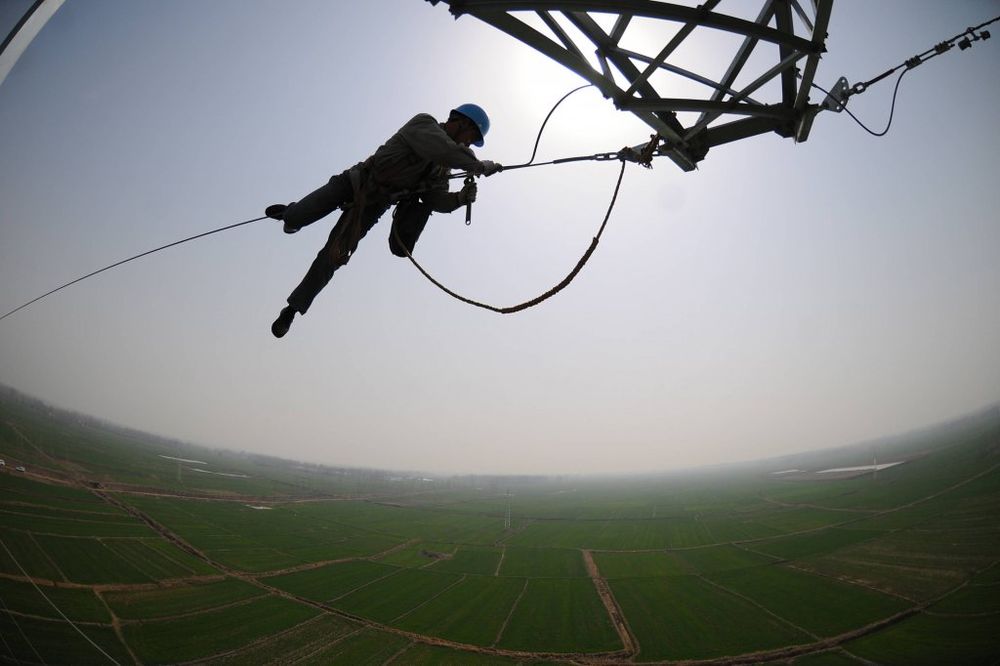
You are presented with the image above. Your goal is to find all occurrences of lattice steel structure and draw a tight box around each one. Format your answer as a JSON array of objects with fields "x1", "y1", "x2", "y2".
[{"x1": 428, "y1": 0, "x2": 833, "y2": 171}]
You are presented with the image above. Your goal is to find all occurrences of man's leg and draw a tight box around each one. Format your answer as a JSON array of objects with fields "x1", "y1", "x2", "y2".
[
  {"x1": 286, "y1": 211, "x2": 355, "y2": 316},
  {"x1": 388, "y1": 199, "x2": 433, "y2": 257},
  {"x1": 281, "y1": 171, "x2": 354, "y2": 232},
  {"x1": 273, "y1": 201, "x2": 388, "y2": 338}
]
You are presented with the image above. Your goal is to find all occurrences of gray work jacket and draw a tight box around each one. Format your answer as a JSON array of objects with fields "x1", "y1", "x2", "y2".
[{"x1": 352, "y1": 113, "x2": 481, "y2": 213}]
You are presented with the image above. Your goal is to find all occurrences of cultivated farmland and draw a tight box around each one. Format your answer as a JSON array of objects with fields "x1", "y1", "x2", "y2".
[{"x1": 0, "y1": 391, "x2": 998, "y2": 663}]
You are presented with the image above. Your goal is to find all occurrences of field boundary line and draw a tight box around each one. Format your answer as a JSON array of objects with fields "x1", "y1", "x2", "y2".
[
  {"x1": 368, "y1": 538, "x2": 419, "y2": 563},
  {"x1": 494, "y1": 545, "x2": 505, "y2": 576},
  {"x1": 172, "y1": 608, "x2": 330, "y2": 666},
  {"x1": 0, "y1": 606, "x2": 111, "y2": 627},
  {"x1": 389, "y1": 574, "x2": 467, "y2": 624},
  {"x1": 94, "y1": 591, "x2": 141, "y2": 666},
  {"x1": 0, "y1": 506, "x2": 141, "y2": 524},
  {"x1": 784, "y1": 561, "x2": 922, "y2": 602},
  {"x1": 0, "y1": 594, "x2": 46, "y2": 664},
  {"x1": 804, "y1": 553, "x2": 969, "y2": 599},
  {"x1": 253, "y1": 555, "x2": 358, "y2": 578},
  {"x1": 187, "y1": 613, "x2": 345, "y2": 665},
  {"x1": 0, "y1": 572, "x2": 225, "y2": 591},
  {"x1": 0, "y1": 608, "x2": 15, "y2": 662},
  {"x1": 100, "y1": 537, "x2": 175, "y2": 582},
  {"x1": 0, "y1": 500, "x2": 132, "y2": 518},
  {"x1": 758, "y1": 497, "x2": 880, "y2": 514},
  {"x1": 697, "y1": 574, "x2": 819, "y2": 641},
  {"x1": 731, "y1": 540, "x2": 783, "y2": 562},
  {"x1": 136, "y1": 539, "x2": 198, "y2": 576},
  {"x1": 736, "y1": 525, "x2": 888, "y2": 564},
  {"x1": 91, "y1": 575, "x2": 227, "y2": 593},
  {"x1": 923, "y1": 609, "x2": 1000, "y2": 617},
  {"x1": 287, "y1": 626, "x2": 366, "y2": 665},
  {"x1": 491, "y1": 577, "x2": 528, "y2": 647},
  {"x1": 28, "y1": 531, "x2": 68, "y2": 582},
  {"x1": 382, "y1": 639, "x2": 417, "y2": 665},
  {"x1": 324, "y1": 566, "x2": 405, "y2": 604},
  {"x1": 114, "y1": 595, "x2": 264, "y2": 625},
  {"x1": 1, "y1": 528, "x2": 151, "y2": 541}
]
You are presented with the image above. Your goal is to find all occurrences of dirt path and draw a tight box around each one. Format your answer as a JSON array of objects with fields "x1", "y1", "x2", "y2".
[
  {"x1": 252, "y1": 538, "x2": 418, "y2": 578},
  {"x1": 581, "y1": 549, "x2": 638, "y2": 658},
  {"x1": 252, "y1": 556, "x2": 358, "y2": 578},
  {"x1": 491, "y1": 578, "x2": 527, "y2": 648},
  {"x1": 95, "y1": 591, "x2": 140, "y2": 666},
  {"x1": 0, "y1": 571, "x2": 225, "y2": 592},
  {"x1": 494, "y1": 545, "x2": 505, "y2": 576}
]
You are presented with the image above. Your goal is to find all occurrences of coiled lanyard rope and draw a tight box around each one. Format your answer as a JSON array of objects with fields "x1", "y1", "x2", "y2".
[{"x1": 394, "y1": 158, "x2": 627, "y2": 314}]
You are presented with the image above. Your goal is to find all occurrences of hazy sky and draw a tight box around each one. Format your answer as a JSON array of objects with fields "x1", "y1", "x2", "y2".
[{"x1": 1, "y1": 1, "x2": 998, "y2": 475}]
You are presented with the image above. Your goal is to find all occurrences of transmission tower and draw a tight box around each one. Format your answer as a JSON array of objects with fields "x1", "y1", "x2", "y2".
[{"x1": 428, "y1": 0, "x2": 832, "y2": 171}]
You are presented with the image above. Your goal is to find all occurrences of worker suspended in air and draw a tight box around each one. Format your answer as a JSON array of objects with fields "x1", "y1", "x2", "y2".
[{"x1": 266, "y1": 104, "x2": 502, "y2": 338}]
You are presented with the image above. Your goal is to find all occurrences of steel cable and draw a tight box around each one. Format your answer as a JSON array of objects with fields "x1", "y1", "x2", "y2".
[{"x1": 0, "y1": 216, "x2": 267, "y2": 323}]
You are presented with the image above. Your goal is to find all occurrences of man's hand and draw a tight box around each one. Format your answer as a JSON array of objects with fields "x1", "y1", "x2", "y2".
[
  {"x1": 480, "y1": 160, "x2": 503, "y2": 176},
  {"x1": 457, "y1": 181, "x2": 478, "y2": 205}
]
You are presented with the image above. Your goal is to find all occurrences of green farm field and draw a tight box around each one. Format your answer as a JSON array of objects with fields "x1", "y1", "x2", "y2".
[{"x1": 0, "y1": 390, "x2": 998, "y2": 663}]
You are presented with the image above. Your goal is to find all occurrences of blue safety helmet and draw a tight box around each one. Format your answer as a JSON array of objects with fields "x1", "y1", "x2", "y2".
[{"x1": 451, "y1": 103, "x2": 490, "y2": 147}]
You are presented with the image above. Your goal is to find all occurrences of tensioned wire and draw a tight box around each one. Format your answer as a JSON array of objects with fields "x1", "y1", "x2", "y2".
[
  {"x1": 0, "y1": 592, "x2": 45, "y2": 663},
  {"x1": 0, "y1": 216, "x2": 267, "y2": 323},
  {"x1": 0, "y1": 536, "x2": 122, "y2": 664}
]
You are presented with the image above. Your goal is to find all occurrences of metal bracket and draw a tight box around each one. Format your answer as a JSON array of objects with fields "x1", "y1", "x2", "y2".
[{"x1": 821, "y1": 76, "x2": 851, "y2": 112}]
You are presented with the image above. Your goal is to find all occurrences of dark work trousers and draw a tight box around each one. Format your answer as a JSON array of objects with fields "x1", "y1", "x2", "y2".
[
  {"x1": 284, "y1": 171, "x2": 433, "y2": 314},
  {"x1": 389, "y1": 198, "x2": 434, "y2": 258}
]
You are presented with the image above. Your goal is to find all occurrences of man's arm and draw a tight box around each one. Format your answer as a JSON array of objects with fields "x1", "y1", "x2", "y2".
[
  {"x1": 398, "y1": 114, "x2": 482, "y2": 171},
  {"x1": 421, "y1": 180, "x2": 476, "y2": 213}
]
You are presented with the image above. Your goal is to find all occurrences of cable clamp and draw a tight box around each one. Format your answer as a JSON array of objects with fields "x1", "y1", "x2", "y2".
[
  {"x1": 822, "y1": 76, "x2": 854, "y2": 110},
  {"x1": 616, "y1": 134, "x2": 661, "y2": 168}
]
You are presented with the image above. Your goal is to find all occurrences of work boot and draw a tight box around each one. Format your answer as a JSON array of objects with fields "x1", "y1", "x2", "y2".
[
  {"x1": 265, "y1": 202, "x2": 300, "y2": 234},
  {"x1": 265, "y1": 203, "x2": 287, "y2": 220},
  {"x1": 271, "y1": 306, "x2": 296, "y2": 338}
]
